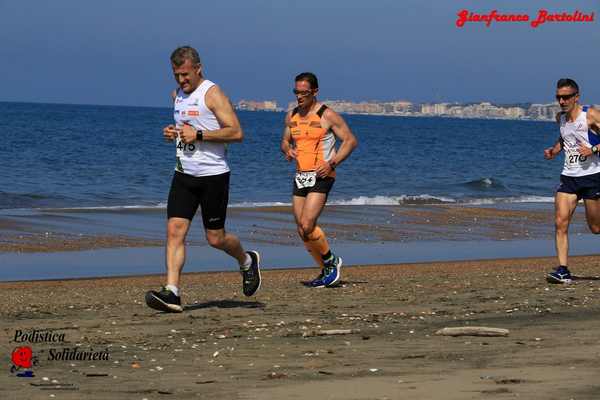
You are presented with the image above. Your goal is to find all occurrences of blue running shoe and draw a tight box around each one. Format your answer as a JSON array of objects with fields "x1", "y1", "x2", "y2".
[
  {"x1": 307, "y1": 270, "x2": 326, "y2": 288},
  {"x1": 547, "y1": 266, "x2": 572, "y2": 284},
  {"x1": 322, "y1": 255, "x2": 342, "y2": 287}
]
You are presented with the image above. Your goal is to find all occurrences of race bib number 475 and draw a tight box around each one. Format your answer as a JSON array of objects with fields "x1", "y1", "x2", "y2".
[{"x1": 176, "y1": 138, "x2": 197, "y2": 156}]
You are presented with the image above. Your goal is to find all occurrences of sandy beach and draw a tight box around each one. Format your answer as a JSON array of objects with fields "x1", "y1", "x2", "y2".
[{"x1": 2, "y1": 256, "x2": 600, "y2": 399}]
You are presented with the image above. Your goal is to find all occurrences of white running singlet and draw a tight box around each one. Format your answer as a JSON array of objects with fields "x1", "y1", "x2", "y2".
[
  {"x1": 560, "y1": 107, "x2": 600, "y2": 177},
  {"x1": 173, "y1": 80, "x2": 230, "y2": 177}
]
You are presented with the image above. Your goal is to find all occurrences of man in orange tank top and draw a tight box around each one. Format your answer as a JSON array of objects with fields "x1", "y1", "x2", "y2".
[{"x1": 281, "y1": 72, "x2": 358, "y2": 287}]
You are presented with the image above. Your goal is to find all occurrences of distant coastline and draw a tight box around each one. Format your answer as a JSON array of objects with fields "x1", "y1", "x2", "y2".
[{"x1": 235, "y1": 99, "x2": 599, "y2": 122}]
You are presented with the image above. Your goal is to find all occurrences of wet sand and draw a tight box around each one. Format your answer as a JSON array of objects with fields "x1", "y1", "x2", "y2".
[
  {"x1": 2, "y1": 257, "x2": 600, "y2": 399},
  {"x1": 0, "y1": 204, "x2": 584, "y2": 253}
]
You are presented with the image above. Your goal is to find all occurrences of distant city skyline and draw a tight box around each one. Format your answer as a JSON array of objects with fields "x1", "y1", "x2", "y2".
[
  {"x1": 0, "y1": 1, "x2": 598, "y2": 108},
  {"x1": 235, "y1": 98, "x2": 575, "y2": 121}
]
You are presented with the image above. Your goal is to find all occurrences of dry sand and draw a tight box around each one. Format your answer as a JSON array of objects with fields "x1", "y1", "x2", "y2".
[{"x1": 2, "y1": 256, "x2": 600, "y2": 399}]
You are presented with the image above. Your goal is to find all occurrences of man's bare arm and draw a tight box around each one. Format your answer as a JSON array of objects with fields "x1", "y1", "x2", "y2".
[
  {"x1": 588, "y1": 107, "x2": 600, "y2": 134},
  {"x1": 281, "y1": 112, "x2": 296, "y2": 161},
  {"x1": 180, "y1": 85, "x2": 243, "y2": 144},
  {"x1": 324, "y1": 109, "x2": 358, "y2": 167}
]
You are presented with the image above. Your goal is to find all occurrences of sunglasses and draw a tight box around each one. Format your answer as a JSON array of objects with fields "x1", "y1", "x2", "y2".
[
  {"x1": 292, "y1": 89, "x2": 314, "y2": 97},
  {"x1": 556, "y1": 92, "x2": 578, "y2": 101}
]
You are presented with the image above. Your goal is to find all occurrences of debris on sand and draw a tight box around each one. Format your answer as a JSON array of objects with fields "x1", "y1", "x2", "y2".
[{"x1": 435, "y1": 327, "x2": 509, "y2": 337}]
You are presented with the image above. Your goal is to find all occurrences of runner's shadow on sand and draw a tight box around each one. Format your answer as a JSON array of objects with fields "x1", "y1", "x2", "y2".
[
  {"x1": 184, "y1": 300, "x2": 265, "y2": 311},
  {"x1": 300, "y1": 280, "x2": 369, "y2": 287},
  {"x1": 572, "y1": 275, "x2": 600, "y2": 281}
]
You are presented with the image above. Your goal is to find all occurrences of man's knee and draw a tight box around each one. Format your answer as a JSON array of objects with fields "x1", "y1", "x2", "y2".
[
  {"x1": 555, "y1": 213, "x2": 571, "y2": 231},
  {"x1": 167, "y1": 220, "x2": 188, "y2": 243},
  {"x1": 299, "y1": 220, "x2": 315, "y2": 240},
  {"x1": 206, "y1": 230, "x2": 226, "y2": 248}
]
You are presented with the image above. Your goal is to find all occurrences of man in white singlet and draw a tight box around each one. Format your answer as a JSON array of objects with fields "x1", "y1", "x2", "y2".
[
  {"x1": 544, "y1": 78, "x2": 600, "y2": 283},
  {"x1": 145, "y1": 46, "x2": 261, "y2": 312}
]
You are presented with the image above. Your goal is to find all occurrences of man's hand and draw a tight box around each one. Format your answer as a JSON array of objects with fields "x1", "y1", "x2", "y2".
[
  {"x1": 544, "y1": 147, "x2": 559, "y2": 159},
  {"x1": 578, "y1": 143, "x2": 593, "y2": 157},
  {"x1": 180, "y1": 123, "x2": 197, "y2": 144},
  {"x1": 163, "y1": 124, "x2": 178, "y2": 142},
  {"x1": 544, "y1": 140, "x2": 562, "y2": 160},
  {"x1": 284, "y1": 148, "x2": 297, "y2": 161},
  {"x1": 315, "y1": 160, "x2": 333, "y2": 178}
]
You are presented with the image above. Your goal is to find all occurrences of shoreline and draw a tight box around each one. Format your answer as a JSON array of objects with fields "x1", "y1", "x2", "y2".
[
  {"x1": 2, "y1": 203, "x2": 599, "y2": 282},
  {"x1": 1, "y1": 253, "x2": 600, "y2": 284},
  {"x1": 0, "y1": 203, "x2": 581, "y2": 254}
]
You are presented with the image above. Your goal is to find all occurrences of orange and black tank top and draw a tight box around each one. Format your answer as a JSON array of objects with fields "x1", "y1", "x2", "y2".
[{"x1": 289, "y1": 105, "x2": 337, "y2": 177}]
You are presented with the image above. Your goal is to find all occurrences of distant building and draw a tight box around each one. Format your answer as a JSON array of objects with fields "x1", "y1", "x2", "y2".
[
  {"x1": 236, "y1": 100, "x2": 281, "y2": 112},
  {"x1": 527, "y1": 103, "x2": 561, "y2": 120}
]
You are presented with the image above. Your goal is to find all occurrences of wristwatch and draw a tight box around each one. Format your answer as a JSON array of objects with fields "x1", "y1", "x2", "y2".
[
  {"x1": 329, "y1": 160, "x2": 337, "y2": 170},
  {"x1": 592, "y1": 145, "x2": 599, "y2": 154},
  {"x1": 196, "y1": 129, "x2": 204, "y2": 141}
]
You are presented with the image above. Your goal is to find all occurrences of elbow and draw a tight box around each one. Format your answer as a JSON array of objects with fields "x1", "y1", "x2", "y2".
[
  {"x1": 233, "y1": 127, "x2": 244, "y2": 143},
  {"x1": 349, "y1": 136, "x2": 358, "y2": 150}
]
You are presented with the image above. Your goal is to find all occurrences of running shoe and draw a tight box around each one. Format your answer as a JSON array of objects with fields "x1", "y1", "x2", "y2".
[
  {"x1": 242, "y1": 251, "x2": 261, "y2": 296},
  {"x1": 307, "y1": 269, "x2": 326, "y2": 288},
  {"x1": 145, "y1": 287, "x2": 183, "y2": 312},
  {"x1": 546, "y1": 266, "x2": 572, "y2": 284},
  {"x1": 322, "y1": 255, "x2": 342, "y2": 287}
]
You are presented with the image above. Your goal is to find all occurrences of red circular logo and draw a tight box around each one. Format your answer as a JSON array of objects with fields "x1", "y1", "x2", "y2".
[{"x1": 12, "y1": 346, "x2": 33, "y2": 369}]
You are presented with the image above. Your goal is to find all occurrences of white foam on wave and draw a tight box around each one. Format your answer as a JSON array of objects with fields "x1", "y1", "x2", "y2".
[
  {"x1": 465, "y1": 196, "x2": 554, "y2": 205},
  {"x1": 230, "y1": 201, "x2": 291, "y2": 208},
  {"x1": 34, "y1": 203, "x2": 167, "y2": 212},
  {"x1": 329, "y1": 195, "x2": 456, "y2": 205},
  {"x1": 13, "y1": 194, "x2": 556, "y2": 213}
]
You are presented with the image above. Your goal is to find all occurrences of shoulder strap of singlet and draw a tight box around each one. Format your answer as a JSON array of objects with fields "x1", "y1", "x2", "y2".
[
  {"x1": 316, "y1": 104, "x2": 328, "y2": 118},
  {"x1": 583, "y1": 105, "x2": 589, "y2": 112},
  {"x1": 291, "y1": 107, "x2": 299, "y2": 117}
]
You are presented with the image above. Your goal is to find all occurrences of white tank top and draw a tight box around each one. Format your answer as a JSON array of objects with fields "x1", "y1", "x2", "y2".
[
  {"x1": 560, "y1": 107, "x2": 600, "y2": 177},
  {"x1": 173, "y1": 80, "x2": 230, "y2": 177}
]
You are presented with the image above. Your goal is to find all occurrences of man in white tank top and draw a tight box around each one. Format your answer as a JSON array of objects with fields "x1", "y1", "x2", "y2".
[
  {"x1": 543, "y1": 78, "x2": 600, "y2": 283},
  {"x1": 145, "y1": 46, "x2": 261, "y2": 312}
]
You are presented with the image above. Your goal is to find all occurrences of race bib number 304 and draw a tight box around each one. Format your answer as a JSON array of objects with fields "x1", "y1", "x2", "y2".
[{"x1": 295, "y1": 171, "x2": 316, "y2": 189}]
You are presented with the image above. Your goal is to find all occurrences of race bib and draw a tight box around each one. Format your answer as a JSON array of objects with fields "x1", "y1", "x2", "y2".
[
  {"x1": 565, "y1": 145, "x2": 587, "y2": 167},
  {"x1": 295, "y1": 171, "x2": 317, "y2": 189},
  {"x1": 175, "y1": 138, "x2": 197, "y2": 157}
]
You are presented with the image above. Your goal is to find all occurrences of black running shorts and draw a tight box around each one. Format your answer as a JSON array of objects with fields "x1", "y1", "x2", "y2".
[
  {"x1": 557, "y1": 172, "x2": 600, "y2": 200},
  {"x1": 293, "y1": 176, "x2": 335, "y2": 197},
  {"x1": 167, "y1": 171, "x2": 230, "y2": 229}
]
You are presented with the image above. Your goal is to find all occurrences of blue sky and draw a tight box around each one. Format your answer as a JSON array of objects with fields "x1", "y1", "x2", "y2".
[{"x1": 0, "y1": 0, "x2": 598, "y2": 107}]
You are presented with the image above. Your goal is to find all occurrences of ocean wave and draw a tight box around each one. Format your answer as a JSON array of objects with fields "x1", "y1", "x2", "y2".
[
  {"x1": 461, "y1": 177, "x2": 506, "y2": 190},
  {"x1": 464, "y1": 196, "x2": 554, "y2": 205},
  {"x1": 230, "y1": 201, "x2": 291, "y2": 208},
  {"x1": 1, "y1": 195, "x2": 557, "y2": 213},
  {"x1": 330, "y1": 195, "x2": 456, "y2": 205},
  {"x1": 329, "y1": 195, "x2": 555, "y2": 206}
]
